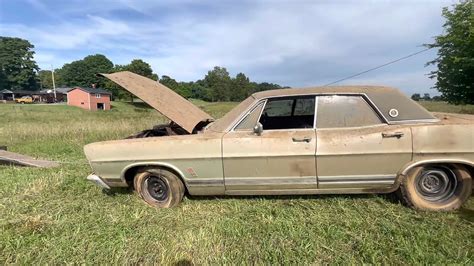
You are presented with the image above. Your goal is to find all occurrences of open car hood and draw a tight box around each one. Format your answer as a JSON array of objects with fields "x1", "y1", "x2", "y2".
[{"x1": 99, "y1": 71, "x2": 213, "y2": 133}]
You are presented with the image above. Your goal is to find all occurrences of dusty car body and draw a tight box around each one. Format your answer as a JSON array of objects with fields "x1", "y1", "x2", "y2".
[{"x1": 84, "y1": 71, "x2": 473, "y2": 210}]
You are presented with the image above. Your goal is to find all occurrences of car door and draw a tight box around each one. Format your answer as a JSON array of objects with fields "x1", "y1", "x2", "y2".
[
  {"x1": 315, "y1": 95, "x2": 412, "y2": 189},
  {"x1": 222, "y1": 96, "x2": 317, "y2": 192}
]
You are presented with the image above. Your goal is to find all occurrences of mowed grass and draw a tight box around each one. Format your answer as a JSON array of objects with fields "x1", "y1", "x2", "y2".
[
  {"x1": 0, "y1": 100, "x2": 473, "y2": 264},
  {"x1": 420, "y1": 100, "x2": 474, "y2": 114}
]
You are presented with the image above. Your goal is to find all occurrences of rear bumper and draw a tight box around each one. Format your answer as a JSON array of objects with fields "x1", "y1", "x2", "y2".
[{"x1": 86, "y1": 174, "x2": 111, "y2": 190}]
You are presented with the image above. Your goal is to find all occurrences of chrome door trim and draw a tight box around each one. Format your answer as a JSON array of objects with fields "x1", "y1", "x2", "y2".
[
  {"x1": 225, "y1": 176, "x2": 316, "y2": 186},
  {"x1": 318, "y1": 174, "x2": 396, "y2": 188},
  {"x1": 186, "y1": 178, "x2": 224, "y2": 186}
]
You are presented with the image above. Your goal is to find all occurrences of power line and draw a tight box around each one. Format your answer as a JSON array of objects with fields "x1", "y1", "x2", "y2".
[{"x1": 323, "y1": 47, "x2": 433, "y2": 86}]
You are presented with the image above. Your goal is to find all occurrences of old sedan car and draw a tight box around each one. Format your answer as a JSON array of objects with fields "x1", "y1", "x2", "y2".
[{"x1": 84, "y1": 71, "x2": 473, "y2": 211}]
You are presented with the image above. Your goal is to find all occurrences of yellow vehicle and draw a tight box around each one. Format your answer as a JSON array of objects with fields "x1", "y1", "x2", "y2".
[{"x1": 15, "y1": 96, "x2": 33, "y2": 104}]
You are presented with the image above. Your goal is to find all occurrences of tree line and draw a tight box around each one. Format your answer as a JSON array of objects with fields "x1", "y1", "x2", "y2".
[
  {"x1": 0, "y1": 37, "x2": 283, "y2": 102},
  {"x1": 410, "y1": 93, "x2": 443, "y2": 102},
  {"x1": 0, "y1": 0, "x2": 472, "y2": 103},
  {"x1": 46, "y1": 54, "x2": 284, "y2": 102}
]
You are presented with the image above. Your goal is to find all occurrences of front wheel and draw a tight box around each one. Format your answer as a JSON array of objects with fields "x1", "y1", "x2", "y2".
[
  {"x1": 398, "y1": 164, "x2": 472, "y2": 211},
  {"x1": 134, "y1": 167, "x2": 185, "y2": 208}
]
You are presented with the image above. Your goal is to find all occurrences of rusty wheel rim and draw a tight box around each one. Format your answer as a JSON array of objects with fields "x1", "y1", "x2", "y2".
[
  {"x1": 145, "y1": 175, "x2": 169, "y2": 202},
  {"x1": 415, "y1": 167, "x2": 457, "y2": 202}
]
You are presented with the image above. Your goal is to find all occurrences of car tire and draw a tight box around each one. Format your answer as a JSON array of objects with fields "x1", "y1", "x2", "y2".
[
  {"x1": 133, "y1": 167, "x2": 185, "y2": 208},
  {"x1": 398, "y1": 164, "x2": 472, "y2": 211}
]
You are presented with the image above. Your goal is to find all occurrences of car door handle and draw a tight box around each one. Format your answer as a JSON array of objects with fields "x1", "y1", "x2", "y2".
[
  {"x1": 382, "y1": 132, "x2": 404, "y2": 139},
  {"x1": 292, "y1": 137, "x2": 312, "y2": 143}
]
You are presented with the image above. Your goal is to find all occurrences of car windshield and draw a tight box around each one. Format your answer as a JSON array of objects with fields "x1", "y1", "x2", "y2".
[{"x1": 206, "y1": 96, "x2": 256, "y2": 132}]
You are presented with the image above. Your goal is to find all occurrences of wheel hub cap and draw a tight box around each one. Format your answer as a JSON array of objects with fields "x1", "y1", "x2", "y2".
[
  {"x1": 415, "y1": 168, "x2": 457, "y2": 202},
  {"x1": 146, "y1": 175, "x2": 168, "y2": 201}
]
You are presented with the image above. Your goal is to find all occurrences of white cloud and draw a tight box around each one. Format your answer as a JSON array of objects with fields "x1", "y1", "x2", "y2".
[
  {"x1": 0, "y1": 15, "x2": 132, "y2": 50},
  {"x1": 33, "y1": 52, "x2": 55, "y2": 66},
  {"x1": 0, "y1": 0, "x2": 452, "y2": 94}
]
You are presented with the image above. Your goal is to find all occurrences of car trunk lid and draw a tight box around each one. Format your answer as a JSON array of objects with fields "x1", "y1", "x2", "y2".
[{"x1": 99, "y1": 71, "x2": 213, "y2": 133}]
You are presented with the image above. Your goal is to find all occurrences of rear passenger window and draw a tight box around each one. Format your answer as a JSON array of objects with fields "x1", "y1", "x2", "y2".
[
  {"x1": 259, "y1": 96, "x2": 315, "y2": 130},
  {"x1": 316, "y1": 96, "x2": 382, "y2": 128}
]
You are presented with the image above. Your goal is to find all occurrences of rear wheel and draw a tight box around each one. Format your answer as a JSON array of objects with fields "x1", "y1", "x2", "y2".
[
  {"x1": 398, "y1": 164, "x2": 472, "y2": 211},
  {"x1": 133, "y1": 167, "x2": 185, "y2": 208}
]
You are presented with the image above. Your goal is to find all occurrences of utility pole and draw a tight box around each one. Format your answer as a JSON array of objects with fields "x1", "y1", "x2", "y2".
[{"x1": 51, "y1": 65, "x2": 57, "y2": 102}]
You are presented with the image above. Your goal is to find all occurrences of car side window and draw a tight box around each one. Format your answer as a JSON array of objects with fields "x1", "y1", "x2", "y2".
[
  {"x1": 259, "y1": 96, "x2": 315, "y2": 130},
  {"x1": 263, "y1": 99, "x2": 293, "y2": 117},
  {"x1": 234, "y1": 101, "x2": 265, "y2": 131},
  {"x1": 316, "y1": 95, "x2": 382, "y2": 128},
  {"x1": 294, "y1": 98, "x2": 315, "y2": 116}
]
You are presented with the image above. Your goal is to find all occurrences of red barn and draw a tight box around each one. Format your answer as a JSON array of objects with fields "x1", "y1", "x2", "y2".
[{"x1": 67, "y1": 87, "x2": 112, "y2": 111}]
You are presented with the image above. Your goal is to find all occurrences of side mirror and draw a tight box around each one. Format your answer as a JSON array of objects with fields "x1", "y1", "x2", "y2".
[{"x1": 253, "y1": 122, "x2": 263, "y2": 136}]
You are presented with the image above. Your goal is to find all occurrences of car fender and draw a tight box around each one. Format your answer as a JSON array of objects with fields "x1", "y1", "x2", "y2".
[
  {"x1": 398, "y1": 158, "x2": 473, "y2": 176},
  {"x1": 120, "y1": 161, "x2": 189, "y2": 188}
]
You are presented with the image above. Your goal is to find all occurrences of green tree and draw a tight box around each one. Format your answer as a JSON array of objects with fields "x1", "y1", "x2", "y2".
[
  {"x1": 177, "y1": 82, "x2": 193, "y2": 98},
  {"x1": 426, "y1": 0, "x2": 474, "y2": 104},
  {"x1": 254, "y1": 82, "x2": 282, "y2": 93},
  {"x1": 160, "y1": 75, "x2": 179, "y2": 91},
  {"x1": 57, "y1": 54, "x2": 113, "y2": 88},
  {"x1": 0, "y1": 37, "x2": 39, "y2": 90},
  {"x1": 159, "y1": 75, "x2": 192, "y2": 98},
  {"x1": 105, "y1": 59, "x2": 159, "y2": 101},
  {"x1": 37, "y1": 70, "x2": 61, "y2": 90},
  {"x1": 432, "y1": 95, "x2": 443, "y2": 101},
  {"x1": 423, "y1": 93, "x2": 431, "y2": 101},
  {"x1": 185, "y1": 81, "x2": 211, "y2": 100},
  {"x1": 231, "y1": 73, "x2": 252, "y2": 101},
  {"x1": 125, "y1": 59, "x2": 158, "y2": 81},
  {"x1": 203, "y1": 66, "x2": 232, "y2": 101},
  {"x1": 411, "y1": 93, "x2": 421, "y2": 101},
  {"x1": 103, "y1": 64, "x2": 127, "y2": 100}
]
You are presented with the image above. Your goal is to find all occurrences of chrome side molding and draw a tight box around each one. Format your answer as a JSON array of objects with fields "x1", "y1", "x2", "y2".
[{"x1": 318, "y1": 174, "x2": 396, "y2": 188}]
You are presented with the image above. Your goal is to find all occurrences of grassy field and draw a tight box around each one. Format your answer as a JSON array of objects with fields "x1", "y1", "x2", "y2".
[
  {"x1": 419, "y1": 100, "x2": 474, "y2": 114},
  {"x1": 0, "y1": 101, "x2": 472, "y2": 264}
]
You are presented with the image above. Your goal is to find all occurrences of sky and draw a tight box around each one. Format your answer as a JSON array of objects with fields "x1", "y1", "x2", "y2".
[{"x1": 0, "y1": 0, "x2": 456, "y2": 95}]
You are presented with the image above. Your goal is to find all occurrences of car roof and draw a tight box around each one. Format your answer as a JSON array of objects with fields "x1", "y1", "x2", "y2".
[
  {"x1": 251, "y1": 85, "x2": 436, "y2": 123},
  {"x1": 252, "y1": 85, "x2": 397, "y2": 99}
]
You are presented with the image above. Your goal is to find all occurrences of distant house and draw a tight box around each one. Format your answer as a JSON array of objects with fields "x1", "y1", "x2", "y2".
[
  {"x1": 67, "y1": 87, "x2": 112, "y2": 111},
  {"x1": 0, "y1": 89, "x2": 13, "y2": 100},
  {"x1": 37, "y1": 89, "x2": 67, "y2": 102},
  {"x1": 0, "y1": 89, "x2": 65, "y2": 102},
  {"x1": 55, "y1": 87, "x2": 73, "y2": 95},
  {"x1": 0, "y1": 90, "x2": 44, "y2": 101}
]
